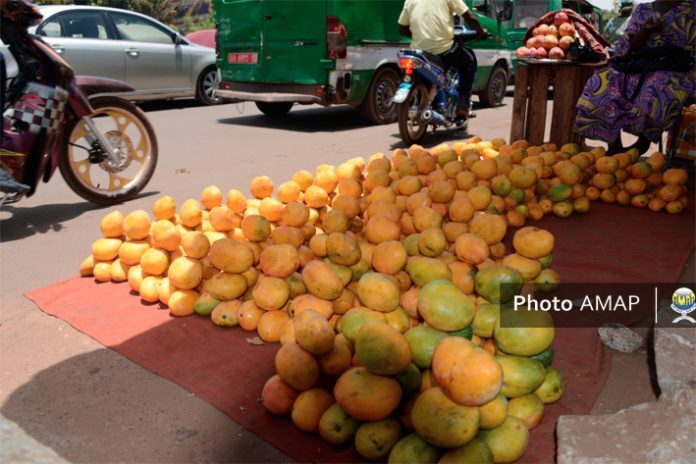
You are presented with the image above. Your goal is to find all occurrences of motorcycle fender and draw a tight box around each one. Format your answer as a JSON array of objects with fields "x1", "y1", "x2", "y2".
[
  {"x1": 74, "y1": 76, "x2": 134, "y2": 98},
  {"x1": 392, "y1": 82, "x2": 412, "y2": 104}
]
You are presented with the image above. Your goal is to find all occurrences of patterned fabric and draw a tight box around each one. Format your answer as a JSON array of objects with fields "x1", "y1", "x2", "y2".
[
  {"x1": 3, "y1": 82, "x2": 68, "y2": 134},
  {"x1": 573, "y1": 2, "x2": 695, "y2": 144}
]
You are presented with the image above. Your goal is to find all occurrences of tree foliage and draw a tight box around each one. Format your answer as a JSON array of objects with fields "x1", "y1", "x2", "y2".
[{"x1": 39, "y1": 0, "x2": 214, "y2": 33}]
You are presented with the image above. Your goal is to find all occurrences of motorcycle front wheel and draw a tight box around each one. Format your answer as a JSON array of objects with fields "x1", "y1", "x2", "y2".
[
  {"x1": 59, "y1": 96, "x2": 158, "y2": 205},
  {"x1": 398, "y1": 82, "x2": 430, "y2": 145}
]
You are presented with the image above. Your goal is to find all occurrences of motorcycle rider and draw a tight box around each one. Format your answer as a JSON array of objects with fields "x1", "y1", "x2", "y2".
[
  {"x1": 1, "y1": 0, "x2": 41, "y2": 194},
  {"x1": 398, "y1": 0, "x2": 487, "y2": 118}
]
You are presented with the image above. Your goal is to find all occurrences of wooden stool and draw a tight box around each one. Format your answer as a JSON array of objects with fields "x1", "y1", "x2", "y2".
[{"x1": 510, "y1": 61, "x2": 605, "y2": 147}]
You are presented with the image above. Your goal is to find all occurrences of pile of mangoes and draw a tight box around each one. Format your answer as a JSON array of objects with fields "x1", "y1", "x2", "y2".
[{"x1": 80, "y1": 137, "x2": 688, "y2": 463}]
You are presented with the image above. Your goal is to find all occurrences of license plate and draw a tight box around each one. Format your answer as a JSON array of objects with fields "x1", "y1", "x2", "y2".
[
  {"x1": 392, "y1": 84, "x2": 412, "y2": 104},
  {"x1": 227, "y1": 52, "x2": 258, "y2": 64}
]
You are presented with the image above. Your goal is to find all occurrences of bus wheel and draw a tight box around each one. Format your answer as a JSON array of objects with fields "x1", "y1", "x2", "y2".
[
  {"x1": 359, "y1": 67, "x2": 400, "y2": 124},
  {"x1": 480, "y1": 65, "x2": 508, "y2": 108},
  {"x1": 256, "y1": 102, "x2": 294, "y2": 117}
]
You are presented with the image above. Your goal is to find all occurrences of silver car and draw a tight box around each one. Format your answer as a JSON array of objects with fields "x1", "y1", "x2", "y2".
[{"x1": 25, "y1": 5, "x2": 220, "y2": 105}]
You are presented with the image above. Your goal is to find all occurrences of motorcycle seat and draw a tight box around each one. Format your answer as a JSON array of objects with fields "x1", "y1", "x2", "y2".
[{"x1": 421, "y1": 51, "x2": 445, "y2": 72}]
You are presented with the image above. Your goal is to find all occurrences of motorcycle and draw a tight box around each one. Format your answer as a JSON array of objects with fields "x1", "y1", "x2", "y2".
[
  {"x1": 1, "y1": 0, "x2": 158, "y2": 206},
  {"x1": 393, "y1": 26, "x2": 484, "y2": 145}
]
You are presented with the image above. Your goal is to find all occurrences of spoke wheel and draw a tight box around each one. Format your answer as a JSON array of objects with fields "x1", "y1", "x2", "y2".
[
  {"x1": 398, "y1": 82, "x2": 430, "y2": 145},
  {"x1": 59, "y1": 96, "x2": 157, "y2": 205}
]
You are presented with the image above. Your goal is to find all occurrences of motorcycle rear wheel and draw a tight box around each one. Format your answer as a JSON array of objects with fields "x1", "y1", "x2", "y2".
[
  {"x1": 398, "y1": 82, "x2": 430, "y2": 145},
  {"x1": 59, "y1": 96, "x2": 158, "y2": 205}
]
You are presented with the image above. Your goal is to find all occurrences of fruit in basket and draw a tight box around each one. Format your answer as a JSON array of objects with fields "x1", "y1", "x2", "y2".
[
  {"x1": 559, "y1": 35, "x2": 575, "y2": 50},
  {"x1": 549, "y1": 47, "x2": 565, "y2": 60},
  {"x1": 542, "y1": 35, "x2": 559, "y2": 50},
  {"x1": 559, "y1": 22, "x2": 575, "y2": 37},
  {"x1": 535, "y1": 24, "x2": 549, "y2": 36},
  {"x1": 554, "y1": 11, "x2": 569, "y2": 26}
]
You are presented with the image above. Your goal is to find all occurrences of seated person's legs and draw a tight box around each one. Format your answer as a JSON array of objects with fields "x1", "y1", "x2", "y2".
[{"x1": 439, "y1": 45, "x2": 477, "y2": 116}]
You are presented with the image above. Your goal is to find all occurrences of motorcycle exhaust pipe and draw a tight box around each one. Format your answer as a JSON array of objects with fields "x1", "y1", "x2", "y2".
[{"x1": 422, "y1": 108, "x2": 446, "y2": 125}]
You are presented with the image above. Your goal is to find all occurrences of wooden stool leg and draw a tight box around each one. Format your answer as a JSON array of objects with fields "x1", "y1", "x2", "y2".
[
  {"x1": 525, "y1": 66, "x2": 551, "y2": 146},
  {"x1": 550, "y1": 66, "x2": 580, "y2": 147},
  {"x1": 510, "y1": 65, "x2": 529, "y2": 143}
]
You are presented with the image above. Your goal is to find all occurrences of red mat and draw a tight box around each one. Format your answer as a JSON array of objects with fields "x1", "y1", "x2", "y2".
[
  {"x1": 537, "y1": 200, "x2": 695, "y2": 284},
  {"x1": 25, "y1": 200, "x2": 694, "y2": 463}
]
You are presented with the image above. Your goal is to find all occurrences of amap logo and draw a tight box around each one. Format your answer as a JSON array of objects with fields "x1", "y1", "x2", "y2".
[{"x1": 671, "y1": 287, "x2": 696, "y2": 324}]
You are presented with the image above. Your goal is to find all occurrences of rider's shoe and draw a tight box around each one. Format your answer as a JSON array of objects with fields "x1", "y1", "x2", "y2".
[
  {"x1": 0, "y1": 168, "x2": 30, "y2": 194},
  {"x1": 456, "y1": 99, "x2": 476, "y2": 119}
]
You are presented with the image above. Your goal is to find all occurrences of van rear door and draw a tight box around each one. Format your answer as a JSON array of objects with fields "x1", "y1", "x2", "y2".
[
  {"x1": 261, "y1": 0, "x2": 328, "y2": 84},
  {"x1": 216, "y1": 0, "x2": 328, "y2": 85},
  {"x1": 216, "y1": 0, "x2": 264, "y2": 83}
]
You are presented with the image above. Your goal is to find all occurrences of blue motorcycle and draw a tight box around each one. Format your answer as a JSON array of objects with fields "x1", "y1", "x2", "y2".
[{"x1": 393, "y1": 26, "x2": 482, "y2": 145}]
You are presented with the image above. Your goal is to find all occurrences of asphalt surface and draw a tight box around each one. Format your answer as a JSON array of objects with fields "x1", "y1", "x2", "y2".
[{"x1": 0, "y1": 94, "x2": 663, "y2": 462}]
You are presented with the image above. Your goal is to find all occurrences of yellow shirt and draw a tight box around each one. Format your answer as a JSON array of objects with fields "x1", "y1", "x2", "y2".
[{"x1": 398, "y1": 0, "x2": 469, "y2": 55}]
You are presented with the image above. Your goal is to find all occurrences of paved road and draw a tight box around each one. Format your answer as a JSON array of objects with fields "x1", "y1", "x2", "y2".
[{"x1": 0, "y1": 95, "x2": 522, "y2": 462}]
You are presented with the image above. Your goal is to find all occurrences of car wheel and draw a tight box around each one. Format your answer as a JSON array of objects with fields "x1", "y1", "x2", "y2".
[
  {"x1": 196, "y1": 66, "x2": 222, "y2": 105},
  {"x1": 359, "y1": 67, "x2": 400, "y2": 124},
  {"x1": 479, "y1": 65, "x2": 508, "y2": 108},
  {"x1": 255, "y1": 102, "x2": 293, "y2": 117}
]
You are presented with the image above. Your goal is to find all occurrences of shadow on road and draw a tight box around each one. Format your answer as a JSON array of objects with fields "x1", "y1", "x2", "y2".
[
  {"x1": 137, "y1": 99, "x2": 234, "y2": 113},
  {"x1": 0, "y1": 347, "x2": 284, "y2": 463},
  {"x1": 0, "y1": 202, "x2": 99, "y2": 242},
  {"x1": 0, "y1": 191, "x2": 159, "y2": 242},
  {"x1": 388, "y1": 127, "x2": 474, "y2": 149},
  {"x1": 1, "y1": 301, "x2": 289, "y2": 463},
  {"x1": 217, "y1": 105, "x2": 372, "y2": 133}
]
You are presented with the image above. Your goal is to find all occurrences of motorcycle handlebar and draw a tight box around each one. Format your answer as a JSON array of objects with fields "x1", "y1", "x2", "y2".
[{"x1": 453, "y1": 27, "x2": 491, "y2": 42}]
